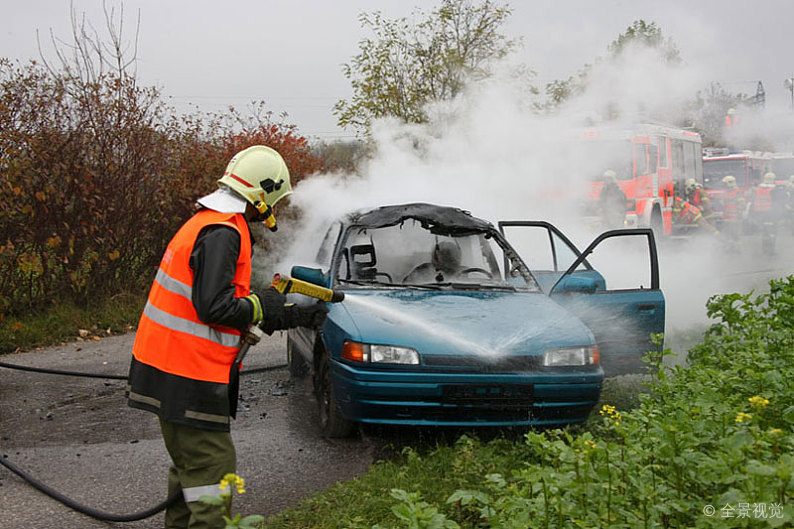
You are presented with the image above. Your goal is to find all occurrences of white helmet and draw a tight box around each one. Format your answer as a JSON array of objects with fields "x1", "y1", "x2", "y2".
[
  {"x1": 763, "y1": 172, "x2": 776, "y2": 185},
  {"x1": 722, "y1": 175, "x2": 736, "y2": 187},
  {"x1": 220, "y1": 146, "x2": 291, "y2": 207},
  {"x1": 201, "y1": 146, "x2": 292, "y2": 230}
]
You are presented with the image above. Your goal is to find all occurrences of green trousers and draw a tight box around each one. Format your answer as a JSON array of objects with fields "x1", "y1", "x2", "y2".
[{"x1": 159, "y1": 419, "x2": 236, "y2": 529}]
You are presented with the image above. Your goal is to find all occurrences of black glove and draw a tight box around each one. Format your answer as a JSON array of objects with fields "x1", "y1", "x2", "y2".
[
  {"x1": 284, "y1": 301, "x2": 329, "y2": 330},
  {"x1": 256, "y1": 287, "x2": 287, "y2": 335}
]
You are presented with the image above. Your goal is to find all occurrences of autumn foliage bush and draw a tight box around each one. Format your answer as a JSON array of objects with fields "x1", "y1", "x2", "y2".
[{"x1": 0, "y1": 58, "x2": 323, "y2": 319}]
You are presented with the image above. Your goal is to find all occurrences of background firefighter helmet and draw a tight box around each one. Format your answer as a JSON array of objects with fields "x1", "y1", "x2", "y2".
[
  {"x1": 685, "y1": 178, "x2": 698, "y2": 193},
  {"x1": 723, "y1": 175, "x2": 737, "y2": 187},
  {"x1": 763, "y1": 172, "x2": 777, "y2": 185},
  {"x1": 218, "y1": 146, "x2": 292, "y2": 229}
]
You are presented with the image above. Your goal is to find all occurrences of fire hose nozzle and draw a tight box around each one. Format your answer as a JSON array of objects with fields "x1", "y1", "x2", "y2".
[{"x1": 271, "y1": 274, "x2": 345, "y2": 303}]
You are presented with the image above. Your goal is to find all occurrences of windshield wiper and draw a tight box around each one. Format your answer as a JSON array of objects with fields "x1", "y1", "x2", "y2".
[
  {"x1": 337, "y1": 279, "x2": 407, "y2": 288},
  {"x1": 437, "y1": 282, "x2": 517, "y2": 291}
]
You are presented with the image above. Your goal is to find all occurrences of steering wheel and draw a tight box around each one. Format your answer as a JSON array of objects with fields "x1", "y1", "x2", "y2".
[
  {"x1": 402, "y1": 263, "x2": 433, "y2": 284},
  {"x1": 459, "y1": 267, "x2": 494, "y2": 279}
]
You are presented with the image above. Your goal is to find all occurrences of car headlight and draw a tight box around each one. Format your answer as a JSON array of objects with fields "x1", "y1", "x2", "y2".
[
  {"x1": 543, "y1": 346, "x2": 599, "y2": 367},
  {"x1": 342, "y1": 341, "x2": 419, "y2": 365}
]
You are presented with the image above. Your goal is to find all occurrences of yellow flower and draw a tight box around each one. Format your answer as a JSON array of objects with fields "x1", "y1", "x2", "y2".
[
  {"x1": 748, "y1": 396, "x2": 770, "y2": 410},
  {"x1": 599, "y1": 404, "x2": 616, "y2": 416},
  {"x1": 769, "y1": 428, "x2": 783, "y2": 436},
  {"x1": 735, "y1": 412, "x2": 753, "y2": 423},
  {"x1": 219, "y1": 473, "x2": 246, "y2": 495}
]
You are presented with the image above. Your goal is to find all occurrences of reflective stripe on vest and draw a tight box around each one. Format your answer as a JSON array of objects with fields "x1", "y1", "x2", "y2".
[{"x1": 132, "y1": 210, "x2": 252, "y2": 384}]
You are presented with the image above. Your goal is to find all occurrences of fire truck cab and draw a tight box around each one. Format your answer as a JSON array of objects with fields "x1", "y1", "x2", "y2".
[
  {"x1": 579, "y1": 123, "x2": 703, "y2": 236},
  {"x1": 701, "y1": 150, "x2": 769, "y2": 222}
]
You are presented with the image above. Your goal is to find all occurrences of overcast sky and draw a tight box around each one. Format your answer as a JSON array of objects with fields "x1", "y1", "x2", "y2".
[{"x1": 3, "y1": 0, "x2": 793, "y2": 141}]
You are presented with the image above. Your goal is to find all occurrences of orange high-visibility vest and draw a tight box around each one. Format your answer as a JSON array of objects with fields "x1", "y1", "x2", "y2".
[
  {"x1": 722, "y1": 189, "x2": 742, "y2": 220},
  {"x1": 753, "y1": 186, "x2": 773, "y2": 214},
  {"x1": 132, "y1": 209, "x2": 251, "y2": 384}
]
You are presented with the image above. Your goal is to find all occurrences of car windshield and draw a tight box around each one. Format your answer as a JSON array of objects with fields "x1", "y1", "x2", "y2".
[{"x1": 333, "y1": 219, "x2": 539, "y2": 292}]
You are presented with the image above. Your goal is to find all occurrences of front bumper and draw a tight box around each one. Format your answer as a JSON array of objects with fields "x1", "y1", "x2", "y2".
[{"x1": 331, "y1": 359, "x2": 602, "y2": 427}]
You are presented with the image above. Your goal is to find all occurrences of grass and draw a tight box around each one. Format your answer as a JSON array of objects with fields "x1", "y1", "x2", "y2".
[
  {"x1": 263, "y1": 433, "x2": 538, "y2": 528},
  {"x1": 263, "y1": 376, "x2": 645, "y2": 529},
  {"x1": 0, "y1": 292, "x2": 146, "y2": 354}
]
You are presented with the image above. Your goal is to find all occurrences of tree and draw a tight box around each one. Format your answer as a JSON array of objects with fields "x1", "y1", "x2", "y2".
[
  {"x1": 542, "y1": 20, "x2": 681, "y2": 111},
  {"x1": 334, "y1": 0, "x2": 517, "y2": 136},
  {"x1": 607, "y1": 20, "x2": 681, "y2": 65}
]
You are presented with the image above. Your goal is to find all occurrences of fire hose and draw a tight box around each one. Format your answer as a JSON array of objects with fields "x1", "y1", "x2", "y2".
[
  {"x1": 0, "y1": 359, "x2": 284, "y2": 522},
  {"x1": 0, "y1": 274, "x2": 344, "y2": 522}
]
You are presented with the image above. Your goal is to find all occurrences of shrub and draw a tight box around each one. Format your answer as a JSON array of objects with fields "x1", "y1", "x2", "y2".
[
  {"x1": 441, "y1": 277, "x2": 794, "y2": 527},
  {"x1": 0, "y1": 57, "x2": 323, "y2": 319}
]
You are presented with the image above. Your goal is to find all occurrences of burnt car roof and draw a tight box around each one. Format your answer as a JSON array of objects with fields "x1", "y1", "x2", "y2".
[{"x1": 346, "y1": 203, "x2": 495, "y2": 237}]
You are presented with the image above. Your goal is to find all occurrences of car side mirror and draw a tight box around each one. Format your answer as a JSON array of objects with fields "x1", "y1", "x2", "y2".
[
  {"x1": 554, "y1": 275, "x2": 598, "y2": 294},
  {"x1": 291, "y1": 265, "x2": 329, "y2": 288}
]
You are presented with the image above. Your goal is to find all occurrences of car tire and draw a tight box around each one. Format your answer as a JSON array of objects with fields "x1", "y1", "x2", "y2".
[
  {"x1": 286, "y1": 337, "x2": 309, "y2": 378},
  {"x1": 650, "y1": 208, "x2": 664, "y2": 240},
  {"x1": 316, "y1": 353, "x2": 355, "y2": 438}
]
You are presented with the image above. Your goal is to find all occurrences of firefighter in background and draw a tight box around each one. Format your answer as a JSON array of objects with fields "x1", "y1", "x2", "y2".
[
  {"x1": 720, "y1": 175, "x2": 745, "y2": 251},
  {"x1": 671, "y1": 181, "x2": 719, "y2": 236},
  {"x1": 127, "y1": 145, "x2": 328, "y2": 528},
  {"x1": 749, "y1": 172, "x2": 785, "y2": 255},
  {"x1": 725, "y1": 107, "x2": 738, "y2": 129},
  {"x1": 685, "y1": 178, "x2": 715, "y2": 224},
  {"x1": 599, "y1": 169, "x2": 627, "y2": 229}
]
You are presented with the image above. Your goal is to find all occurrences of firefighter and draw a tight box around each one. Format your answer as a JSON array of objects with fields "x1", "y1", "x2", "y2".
[
  {"x1": 720, "y1": 175, "x2": 745, "y2": 251},
  {"x1": 749, "y1": 172, "x2": 785, "y2": 255},
  {"x1": 126, "y1": 145, "x2": 328, "y2": 528},
  {"x1": 599, "y1": 169, "x2": 627, "y2": 229},
  {"x1": 685, "y1": 178, "x2": 714, "y2": 223},
  {"x1": 672, "y1": 181, "x2": 719, "y2": 236}
]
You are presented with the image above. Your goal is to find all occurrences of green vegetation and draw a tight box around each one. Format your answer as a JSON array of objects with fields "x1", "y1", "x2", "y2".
[
  {"x1": 334, "y1": 0, "x2": 518, "y2": 135},
  {"x1": 0, "y1": 11, "x2": 325, "y2": 327},
  {"x1": 0, "y1": 291, "x2": 145, "y2": 354},
  {"x1": 264, "y1": 278, "x2": 794, "y2": 528}
]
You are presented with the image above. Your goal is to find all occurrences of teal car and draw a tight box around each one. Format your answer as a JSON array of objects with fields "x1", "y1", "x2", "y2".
[{"x1": 287, "y1": 203, "x2": 663, "y2": 437}]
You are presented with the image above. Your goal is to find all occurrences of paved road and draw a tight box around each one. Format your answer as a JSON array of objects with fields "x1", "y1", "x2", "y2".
[{"x1": 0, "y1": 332, "x2": 376, "y2": 528}]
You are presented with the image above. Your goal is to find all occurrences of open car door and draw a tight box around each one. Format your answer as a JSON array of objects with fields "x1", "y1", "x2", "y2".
[{"x1": 499, "y1": 222, "x2": 664, "y2": 376}]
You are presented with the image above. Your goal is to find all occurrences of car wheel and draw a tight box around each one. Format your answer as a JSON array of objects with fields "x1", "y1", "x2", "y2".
[
  {"x1": 316, "y1": 353, "x2": 355, "y2": 438},
  {"x1": 650, "y1": 208, "x2": 664, "y2": 239},
  {"x1": 286, "y1": 337, "x2": 308, "y2": 378}
]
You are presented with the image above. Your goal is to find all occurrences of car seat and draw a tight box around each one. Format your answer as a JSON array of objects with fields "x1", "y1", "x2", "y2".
[{"x1": 349, "y1": 243, "x2": 392, "y2": 282}]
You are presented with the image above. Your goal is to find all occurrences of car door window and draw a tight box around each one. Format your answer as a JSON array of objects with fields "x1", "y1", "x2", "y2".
[
  {"x1": 499, "y1": 222, "x2": 589, "y2": 272},
  {"x1": 573, "y1": 235, "x2": 654, "y2": 291}
]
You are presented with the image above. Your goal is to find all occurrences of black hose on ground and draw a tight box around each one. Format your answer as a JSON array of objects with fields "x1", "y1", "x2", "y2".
[
  {"x1": 0, "y1": 361, "x2": 286, "y2": 379},
  {"x1": 0, "y1": 454, "x2": 182, "y2": 522},
  {"x1": 0, "y1": 360, "x2": 286, "y2": 520}
]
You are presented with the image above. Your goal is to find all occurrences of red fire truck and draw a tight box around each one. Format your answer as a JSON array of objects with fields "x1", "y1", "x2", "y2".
[
  {"x1": 578, "y1": 123, "x2": 703, "y2": 236},
  {"x1": 701, "y1": 151, "x2": 770, "y2": 224},
  {"x1": 702, "y1": 150, "x2": 767, "y2": 196}
]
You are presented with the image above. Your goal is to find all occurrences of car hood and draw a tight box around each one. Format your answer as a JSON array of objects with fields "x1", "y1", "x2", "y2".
[{"x1": 327, "y1": 289, "x2": 595, "y2": 359}]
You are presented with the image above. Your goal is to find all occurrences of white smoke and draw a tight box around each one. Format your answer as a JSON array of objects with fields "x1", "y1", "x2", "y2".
[{"x1": 276, "y1": 42, "x2": 793, "y2": 355}]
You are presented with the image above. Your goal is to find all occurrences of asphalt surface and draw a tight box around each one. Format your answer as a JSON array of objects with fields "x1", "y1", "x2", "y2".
[{"x1": 0, "y1": 332, "x2": 376, "y2": 528}]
